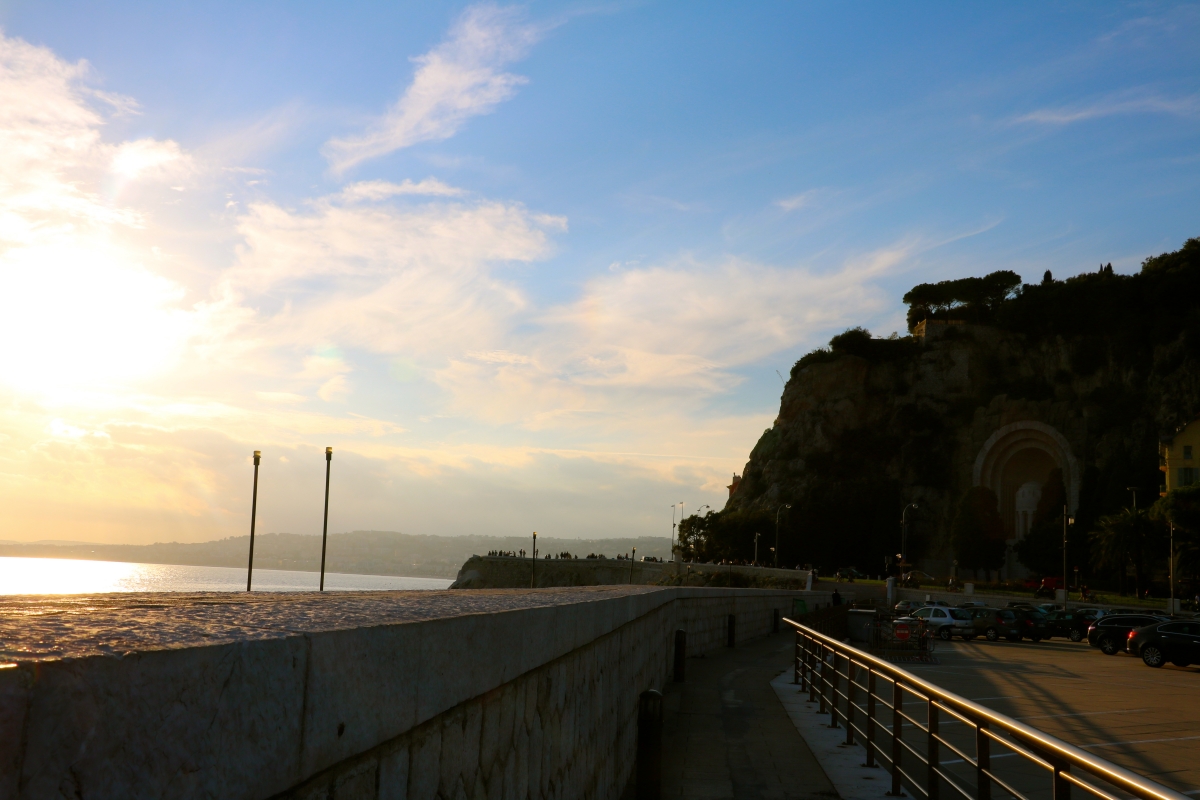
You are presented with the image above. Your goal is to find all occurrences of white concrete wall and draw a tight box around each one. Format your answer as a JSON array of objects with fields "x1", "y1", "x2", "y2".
[{"x1": 0, "y1": 587, "x2": 842, "y2": 800}]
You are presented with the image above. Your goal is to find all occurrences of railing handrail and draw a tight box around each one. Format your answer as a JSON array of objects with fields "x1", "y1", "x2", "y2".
[{"x1": 784, "y1": 617, "x2": 1191, "y2": 800}]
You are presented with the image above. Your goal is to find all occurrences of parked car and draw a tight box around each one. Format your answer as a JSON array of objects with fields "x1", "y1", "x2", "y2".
[
  {"x1": 901, "y1": 570, "x2": 938, "y2": 588},
  {"x1": 969, "y1": 608, "x2": 1024, "y2": 641},
  {"x1": 836, "y1": 567, "x2": 866, "y2": 581},
  {"x1": 1011, "y1": 608, "x2": 1049, "y2": 641},
  {"x1": 1043, "y1": 610, "x2": 1097, "y2": 642},
  {"x1": 1086, "y1": 614, "x2": 1170, "y2": 655},
  {"x1": 912, "y1": 605, "x2": 975, "y2": 640},
  {"x1": 958, "y1": 600, "x2": 988, "y2": 609},
  {"x1": 1127, "y1": 620, "x2": 1200, "y2": 668},
  {"x1": 925, "y1": 600, "x2": 952, "y2": 608},
  {"x1": 894, "y1": 600, "x2": 920, "y2": 615},
  {"x1": 1036, "y1": 603, "x2": 1066, "y2": 613}
]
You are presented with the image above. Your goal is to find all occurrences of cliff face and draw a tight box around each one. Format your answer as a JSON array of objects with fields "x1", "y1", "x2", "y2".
[{"x1": 723, "y1": 322, "x2": 1193, "y2": 576}]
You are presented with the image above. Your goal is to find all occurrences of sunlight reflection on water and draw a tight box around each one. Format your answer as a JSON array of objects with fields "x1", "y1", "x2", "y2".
[{"x1": 0, "y1": 557, "x2": 453, "y2": 595}]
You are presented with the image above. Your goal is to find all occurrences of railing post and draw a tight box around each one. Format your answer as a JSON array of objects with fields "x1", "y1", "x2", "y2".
[
  {"x1": 927, "y1": 700, "x2": 939, "y2": 800},
  {"x1": 817, "y1": 642, "x2": 827, "y2": 713},
  {"x1": 807, "y1": 636, "x2": 818, "y2": 703},
  {"x1": 794, "y1": 629, "x2": 802, "y2": 687},
  {"x1": 828, "y1": 648, "x2": 839, "y2": 728},
  {"x1": 673, "y1": 629, "x2": 686, "y2": 682},
  {"x1": 1051, "y1": 755, "x2": 1072, "y2": 800},
  {"x1": 975, "y1": 722, "x2": 990, "y2": 800},
  {"x1": 865, "y1": 668, "x2": 877, "y2": 768},
  {"x1": 888, "y1": 679, "x2": 905, "y2": 796},
  {"x1": 845, "y1": 658, "x2": 856, "y2": 745}
]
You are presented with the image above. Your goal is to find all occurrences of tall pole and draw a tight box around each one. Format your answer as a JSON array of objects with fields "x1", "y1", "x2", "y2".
[
  {"x1": 754, "y1": 532, "x2": 760, "y2": 566},
  {"x1": 246, "y1": 450, "x2": 261, "y2": 592},
  {"x1": 901, "y1": 504, "x2": 918, "y2": 577},
  {"x1": 671, "y1": 503, "x2": 679, "y2": 562},
  {"x1": 774, "y1": 504, "x2": 791, "y2": 568},
  {"x1": 629, "y1": 546, "x2": 636, "y2": 584},
  {"x1": 531, "y1": 532, "x2": 537, "y2": 588},
  {"x1": 1062, "y1": 504, "x2": 1068, "y2": 601},
  {"x1": 1170, "y1": 521, "x2": 1175, "y2": 614},
  {"x1": 319, "y1": 447, "x2": 332, "y2": 591}
]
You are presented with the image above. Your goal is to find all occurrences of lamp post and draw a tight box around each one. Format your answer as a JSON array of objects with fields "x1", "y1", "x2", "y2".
[
  {"x1": 753, "y1": 532, "x2": 761, "y2": 566},
  {"x1": 1126, "y1": 486, "x2": 1139, "y2": 512},
  {"x1": 1169, "y1": 521, "x2": 1175, "y2": 614},
  {"x1": 901, "y1": 504, "x2": 918, "y2": 576},
  {"x1": 1061, "y1": 505, "x2": 1074, "y2": 602},
  {"x1": 531, "y1": 532, "x2": 537, "y2": 588},
  {"x1": 246, "y1": 450, "x2": 261, "y2": 592},
  {"x1": 774, "y1": 504, "x2": 792, "y2": 569},
  {"x1": 319, "y1": 447, "x2": 333, "y2": 591},
  {"x1": 671, "y1": 502, "x2": 683, "y2": 561},
  {"x1": 630, "y1": 546, "x2": 636, "y2": 584}
]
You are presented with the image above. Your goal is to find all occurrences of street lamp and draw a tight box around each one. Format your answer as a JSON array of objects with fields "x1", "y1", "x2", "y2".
[
  {"x1": 319, "y1": 447, "x2": 333, "y2": 592},
  {"x1": 753, "y1": 532, "x2": 761, "y2": 565},
  {"x1": 774, "y1": 504, "x2": 792, "y2": 568},
  {"x1": 901, "y1": 504, "x2": 918, "y2": 575},
  {"x1": 1061, "y1": 505, "x2": 1074, "y2": 602},
  {"x1": 1169, "y1": 521, "x2": 1176, "y2": 614},
  {"x1": 1126, "y1": 486, "x2": 1139, "y2": 512},
  {"x1": 670, "y1": 502, "x2": 684, "y2": 561},
  {"x1": 246, "y1": 450, "x2": 261, "y2": 592}
]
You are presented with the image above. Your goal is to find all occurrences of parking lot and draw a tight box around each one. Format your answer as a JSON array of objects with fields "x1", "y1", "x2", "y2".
[{"x1": 903, "y1": 635, "x2": 1200, "y2": 794}]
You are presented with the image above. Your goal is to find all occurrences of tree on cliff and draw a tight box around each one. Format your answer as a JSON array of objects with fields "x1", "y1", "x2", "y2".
[
  {"x1": 1090, "y1": 508, "x2": 1163, "y2": 596},
  {"x1": 903, "y1": 270, "x2": 1021, "y2": 331},
  {"x1": 950, "y1": 487, "x2": 1006, "y2": 576},
  {"x1": 1152, "y1": 484, "x2": 1200, "y2": 591}
]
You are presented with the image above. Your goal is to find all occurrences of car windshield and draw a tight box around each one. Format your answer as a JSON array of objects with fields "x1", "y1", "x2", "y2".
[{"x1": 949, "y1": 609, "x2": 971, "y2": 621}]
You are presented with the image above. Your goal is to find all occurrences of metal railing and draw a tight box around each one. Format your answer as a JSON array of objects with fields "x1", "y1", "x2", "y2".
[{"x1": 786, "y1": 619, "x2": 1191, "y2": 800}]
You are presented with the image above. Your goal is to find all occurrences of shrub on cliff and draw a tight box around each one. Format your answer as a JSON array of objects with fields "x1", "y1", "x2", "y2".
[
  {"x1": 950, "y1": 487, "x2": 1006, "y2": 574},
  {"x1": 903, "y1": 270, "x2": 1021, "y2": 332}
]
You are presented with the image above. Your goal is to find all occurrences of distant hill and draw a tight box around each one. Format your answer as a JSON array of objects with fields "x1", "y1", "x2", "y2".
[{"x1": 0, "y1": 531, "x2": 674, "y2": 579}]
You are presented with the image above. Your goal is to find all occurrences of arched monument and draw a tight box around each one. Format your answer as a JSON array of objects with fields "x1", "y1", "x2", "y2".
[{"x1": 972, "y1": 420, "x2": 1080, "y2": 544}]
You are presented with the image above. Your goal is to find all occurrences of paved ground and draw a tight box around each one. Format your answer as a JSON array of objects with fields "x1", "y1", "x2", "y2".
[
  {"x1": 662, "y1": 633, "x2": 839, "y2": 799},
  {"x1": 904, "y1": 636, "x2": 1200, "y2": 794}
]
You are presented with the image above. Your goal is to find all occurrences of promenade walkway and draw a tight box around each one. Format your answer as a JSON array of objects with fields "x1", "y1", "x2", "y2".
[{"x1": 662, "y1": 632, "x2": 839, "y2": 799}]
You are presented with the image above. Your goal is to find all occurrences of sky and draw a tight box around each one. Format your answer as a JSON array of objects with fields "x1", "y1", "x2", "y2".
[{"x1": 0, "y1": 1, "x2": 1198, "y2": 545}]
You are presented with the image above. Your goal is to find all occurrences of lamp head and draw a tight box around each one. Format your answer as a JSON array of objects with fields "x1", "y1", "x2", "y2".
[
  {"x1": 253, "y1": 450, "x2": 261, "y2": 465},
  {"x1": 325, "y1": 446, "x2": 333, "y2": 461}
]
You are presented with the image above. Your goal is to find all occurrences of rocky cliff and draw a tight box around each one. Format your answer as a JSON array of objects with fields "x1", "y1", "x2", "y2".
[{"x1": 700, "y1": 238, "x2": 1200, "y2": 582}]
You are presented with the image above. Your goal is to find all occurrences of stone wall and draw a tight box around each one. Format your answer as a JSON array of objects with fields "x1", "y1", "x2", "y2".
[
  {"x1": 450, "y1": 555, "x2": 812, "y2": 589},
  {"x1": 0, "y1": 586, "x2": 844, "y2": 800}
]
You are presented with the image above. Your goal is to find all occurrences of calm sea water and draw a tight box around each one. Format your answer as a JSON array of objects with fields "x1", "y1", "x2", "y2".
[{"x1": 0, "y1": 556, "x2": 453, "y2": 595}]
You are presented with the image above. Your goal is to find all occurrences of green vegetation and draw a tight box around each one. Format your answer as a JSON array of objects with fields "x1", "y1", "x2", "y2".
[
  {"x1": 951, "y1": 487, "x2": 1006, "y2": 574},
  {"x1": 902, "y1": 270, "x2": 1021, "y2": 332}
]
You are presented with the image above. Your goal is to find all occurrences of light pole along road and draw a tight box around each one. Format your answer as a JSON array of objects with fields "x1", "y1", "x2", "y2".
[
  {"x1": 319, "y1": 447, "x2": 333, "y2": 592},
  {"x1": 774, "y1": 504, "x2": 791, "y2": 568}
]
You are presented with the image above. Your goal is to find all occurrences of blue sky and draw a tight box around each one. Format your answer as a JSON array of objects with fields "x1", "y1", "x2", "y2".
[{"x1": 0, "y1": 1, "x2": 1197, "y2": 544}]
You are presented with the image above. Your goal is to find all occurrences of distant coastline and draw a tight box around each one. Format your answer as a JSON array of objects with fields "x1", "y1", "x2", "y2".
[{"x1": 0, "y1": 531, "x2": 673, "y2": 580}]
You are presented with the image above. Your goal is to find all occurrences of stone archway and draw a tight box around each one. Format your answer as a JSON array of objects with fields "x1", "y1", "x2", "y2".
[{"x1": 972, "y1": 420, "x2": 1080, "y2": 542}]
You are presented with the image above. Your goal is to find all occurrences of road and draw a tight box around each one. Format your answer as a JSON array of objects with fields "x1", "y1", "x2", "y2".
[{"x1": 903, "y1": 635, "x2": 1200, "y2": 795}]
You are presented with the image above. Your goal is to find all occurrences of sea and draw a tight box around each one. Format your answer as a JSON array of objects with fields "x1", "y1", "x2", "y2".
[{"x1": 0, "y1": 556, "x2": 453, "y2": 595}]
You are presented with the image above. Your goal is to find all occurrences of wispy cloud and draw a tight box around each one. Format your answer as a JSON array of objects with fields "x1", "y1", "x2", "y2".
[
  {"x1": 1013, "y1": 91, "x2": 1200, "y2": 125},
  {"x1": 775, "y1": 189, "x2": 820, "y2": 212},
  {"x1": 337, "y1": 178, "x2": 465, "y2": 203},
  {"x1": 323, "y1": 4, "x2": 543, "y2": 173}
]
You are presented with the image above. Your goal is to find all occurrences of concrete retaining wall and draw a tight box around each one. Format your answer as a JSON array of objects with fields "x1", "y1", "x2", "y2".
[
  {"x1": 450, "y1": 555, "x2": 812, "y2": 589},
  {"x1": 0, "y1": 586, "x2": 844, "y2": 800}
]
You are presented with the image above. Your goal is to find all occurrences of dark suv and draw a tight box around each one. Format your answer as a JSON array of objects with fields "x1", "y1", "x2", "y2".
[
  {"x1": 970, "y1": 608, "x2": 1023, "y2": 641},
  {"x1": 1128, "y1": 621, "x2": 1200, "y2": 668},
  {"x1": 1087, "y1": 614, "x2": 1170, "y2": 655},
  {"x1": 1043, "y1": 610, "x2": 1098, "y2": 642}
]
